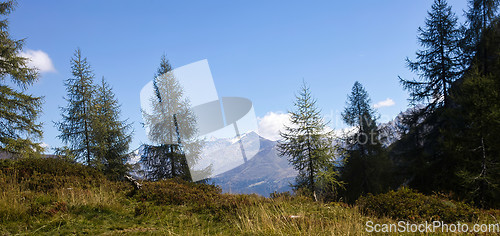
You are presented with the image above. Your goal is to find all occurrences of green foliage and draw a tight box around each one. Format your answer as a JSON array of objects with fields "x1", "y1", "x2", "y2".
[
  {"x1": 0, "y1": 157, "x2": 109, "y2": 191},
  {"x1": 0, "y1": 157, "x2": 132, "y2": 234},
  {"x1": 461, "y1": 0, "x2": 500, "y2": 67},
  {"x1": 399, "y1": 0, "x2": 462, "y2": 109},
  {"x1": 90, "y1": 78, "x2": 132, "y2": 180},
  {"x1": 341, "y1": 81, "x2": 376, "y2": 129},
  {"x1": 392, "y1": 0, "x2": 500, "y2": 209},
  {"x1": 134, "y1": 178, "x2": 263, "y2": 215},
  {"x1": 340, "y1": 82, "x2": 392, "y2": 203},
  {"x1": 140, "y1": 144, "x2": 192, "y2": 181},
  {"x1": 391, "y1": 1, "x2": 468, "y2": 195},
  {"x1": 56, "y1": 49, "x2": 95, "y2": 165},
  {"x1": 316, "y1": 162, "x2": 345, "y2": 202},
  {"x1": 56, "y1": 50, "x2": 131, "y2": 179},
  {"x1": 356, "y1": 188, "x2": 479, "y2": 223},
  {"x1": 278, "y1": 81, "x2": 341, "y2": 199},
  {"x1": 0, "y1": 0, "x2": 43, "y2": 156},
  {"x1": 141, "y1": 55, "x2": 204, "y2": 181},
  {"x1": 0, "y1": 158, "x2": 496, "y2": 235},
  {"x1": 443, "y1": 20, "x2": 500, "y2": 209}
]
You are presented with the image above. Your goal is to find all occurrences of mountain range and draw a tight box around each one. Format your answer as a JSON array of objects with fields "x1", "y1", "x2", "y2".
[
  {"x1": 207, "y1": 110, "x2": 410, "y2": 196},
  {"x1": 208, "y1": 133, "x2": 297, "y2": 197},
  {"x1": 130, "y1": 110, "x2": 409, "y2": 197}
]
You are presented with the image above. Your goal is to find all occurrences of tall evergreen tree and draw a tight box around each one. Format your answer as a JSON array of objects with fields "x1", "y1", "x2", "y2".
[
  {"x1": 392, "y1": 0, "x2": 464, "y2": 195},
  {"x1": 0, "y1": 0, "x2": 43, "y2": 157},
  {"x1": 56, "y1": 49, "x2": 95, "y2": 165},
  {"x1": 445, "y1": 20, "x2": 500, "y2": 208},
  {"x1": 278, "y1": 82, "x2": 340, "y2": 200},
  {"x1": 399, "y1": 0, "x2": 462, "y2": 109},
  {"x1": 461, "y1": 0, "x2": 499, "y2": 71},
  {"x1": 141, "y1": 55, "x2": 203, "y2": 181},
  {"x1": 340, "y1": 82, "x2": 392, "y2": 202},
  {"x1": 90, "y1": 77, "x2": 132, "y2": 180}
]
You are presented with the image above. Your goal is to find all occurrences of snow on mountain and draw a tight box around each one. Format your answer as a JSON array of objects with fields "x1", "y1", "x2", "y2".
[
  {"x1": 378, "y1": 106, "x2": 421, "y2": 147},
  {"x1": 195, "y1": 131, "x2": 261, "y2": 177},
  {"x1": 128, "y1": 109, "x2": 415, "y2": 196},
  {"x1": 209, "y1": 135, "x2": 297, "y2": 196}
]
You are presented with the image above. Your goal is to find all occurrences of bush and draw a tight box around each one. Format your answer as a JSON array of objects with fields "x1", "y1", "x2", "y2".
[
  {"x1": 134, "y1": 178, "x2": 264, "y2": 214},
  {"x1": 0, "y1": 157, "x2": 108, "y2": 191},
  {"x1": 356, "y1": 187, "x2": 478, "y2": 223},
  {"x1": 270, "y1": 191, "x2": 292, "y2": 200}
]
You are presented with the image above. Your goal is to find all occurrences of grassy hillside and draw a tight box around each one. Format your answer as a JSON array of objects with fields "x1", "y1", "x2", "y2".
[{"x1": 0, "y1": 158, "x2": 498, "y2": 235}]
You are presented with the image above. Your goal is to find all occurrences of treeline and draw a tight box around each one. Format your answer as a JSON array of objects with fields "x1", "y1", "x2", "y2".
[
  {"x1": 0, "y1": 0, "x2": 193, "y2": 182},
  {"x1": 278, "y1": 0, "x2": 500, "y2": 209},
  {"x1": 0, "y1": 0, "x2": 499, "y2": 208},
  {"x1": 0, "y1": 0, "x2": 134, "y2": 181}
]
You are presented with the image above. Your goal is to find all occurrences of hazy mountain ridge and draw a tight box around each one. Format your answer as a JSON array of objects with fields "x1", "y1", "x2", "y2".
[
  {"x1": 209, "y1": 110, "x2": 410, "y2": 196},
  {"x1": 128, "y1": 111, "x2": 408, "y2": 197},
  {"x1": 209, "y1": 133, "x2": 297, "y2": 196}
]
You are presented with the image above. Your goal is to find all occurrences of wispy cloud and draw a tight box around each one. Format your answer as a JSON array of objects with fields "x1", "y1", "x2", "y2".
[
  {"x1": 374, "y1": 98, "x2": 395, "y2": 109},
  {"x1": 19, "y1": 49, "x2": 56, "y2": 73}
]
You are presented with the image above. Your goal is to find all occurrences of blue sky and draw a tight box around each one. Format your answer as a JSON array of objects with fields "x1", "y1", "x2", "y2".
[{"x1": 9, "y1": 0, "x2": 469, "y2": 152}]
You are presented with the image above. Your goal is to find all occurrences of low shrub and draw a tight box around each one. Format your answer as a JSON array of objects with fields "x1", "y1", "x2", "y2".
[
  {"x1": 270, "y1": 191, "x2": 293, "y2": 200},
  {"x1": 0, "y1": 157, "x2": 109, "y2": 191},
  {"x1": 356, "y1": 187, "x2": 478, "y2": 223},
  {"x1": 134, "y1": 178, "x2": 264, "y2": 214}
]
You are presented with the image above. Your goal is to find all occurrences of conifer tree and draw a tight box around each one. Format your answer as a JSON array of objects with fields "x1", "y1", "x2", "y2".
[
  {"x1": 141, "y1": 55, "x2": 203, "y2": 181},
  {"x1": 392, "y1": 0, "x2": 464, "y2": 195},
  {"x1": 399, "y1": 0, "x2": 462, "y2": 109},
  {"x1": 461, "y1": 0, "x2": 499, "y2": 70},
  {"x1": 0, "y1": 0, "x2": 43, "y2": 157},
  {"x1": 56, "y1": 49, "x2": 95, "y2": 165},
  {"x1": 445, "y1": 20, "x2": 500, "y2": 208},
  {"x1": 278, "y1": 82, "x2": 340, "y2": 200},
  {"x1": 90, "y1": 77, "x2": 132, "y2": 180},
  {"x1": 340, "y1": 82, "x2": 392, "y2": 202}
]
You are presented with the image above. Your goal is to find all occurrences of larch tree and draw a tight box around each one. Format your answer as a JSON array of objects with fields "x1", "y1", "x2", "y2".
[
  {"x1": 399, "y1": 0, "x2": 462, "y2": 109},
  {"x1": 278, "y1": 81, "x2": 340, "y2": 200},
  {"x1": 56, "y1": 49, "x2": 95, "y2": 165},
  {"x1": 392, "y1": 0, "x2": 464, "y2": 194},
  {"x1": 90, "y1": 77, "x2": 132, "y2": 180},
  {"x1": 141, "y1": 55, "x2": 203, "y2": 181},
  {"x1": 0, "y1": 0, "x2": 43, "y2": 157}
]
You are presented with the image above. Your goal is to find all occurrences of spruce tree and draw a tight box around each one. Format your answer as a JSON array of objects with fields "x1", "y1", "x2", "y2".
[
  {"x1": 141, "y1": 55, "x2": 202, "y2": 181},
  {"x1": 56, "y1": 49, "x2": 95, "y2": 165},
  {"x1": 340, "y1": 82, "x2": 392, "y2": 202},
  {"x1": 278, "y1": 82, "x2": 339, "y2": 200},
  {"x1": 90, "y1": 77, "x2": 132, "y2": 180},
  {"x1": 399, "y1": 0, "x2": 462, "y2": 109},
  {"x1": 0, "y1": 0, "x2": 43, "y2": 157}
]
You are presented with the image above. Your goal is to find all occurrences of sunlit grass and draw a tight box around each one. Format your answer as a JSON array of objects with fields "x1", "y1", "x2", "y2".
[{"x1": 0, "y1": 158, "x2": 498, "y2": 235}]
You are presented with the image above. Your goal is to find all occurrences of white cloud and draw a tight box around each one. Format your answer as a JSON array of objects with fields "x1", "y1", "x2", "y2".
[
  {"x1": 257, "y1": 112, "x2": 339, "y2": 141},
  {"x1": 257, "y1": 112, "x2": 291, "y2": 141},
  {"x1": 39, "y1": 142, "x2": 50, "y2": 153},
  {"x1": 40, "y1": 142, "x2": 50, "y2": 149},
  {"x1": 19, "y1": 49, "x2": 56, "y2": 73},
  {"x1": 373, "y1": 98, "x2": 395, "y2": 109}
]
